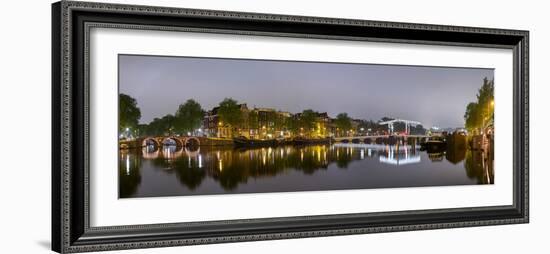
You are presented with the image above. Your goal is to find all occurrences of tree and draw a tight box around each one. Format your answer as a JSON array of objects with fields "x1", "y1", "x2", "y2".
[
  {"x1": 477, "y1": 77, "x2": 495, "y2": 126},
  {"x1": 145, "y1": 114, "x2": 175, "y2": 136},
  {"x1": 286, "y1": 117, "x2": 300, "y2": 136},
  {"x1": 464, "y1": 102, "x2": 481, "y2": 131},
  {"x1": 174, "y1": 99, "x2": 204, "y2": 135},
  {"x1": 464, "y1": 77, "x2": 494, "y2": 133},
  {"x1": 217, "y1": 98, "x2": 243, "y2": 137},
  {"x1": 410, "y1": 124, "x2": 427, "y2": 135},
  {"x1": 334, "y1": 113, "x2": 352, "y2": 135},
  {"x1": 119, "y1": 93, "x2": 141, "y2": 132},
  {"x1": 298, "y1": 109, "x2": 318, "y2": 137}
]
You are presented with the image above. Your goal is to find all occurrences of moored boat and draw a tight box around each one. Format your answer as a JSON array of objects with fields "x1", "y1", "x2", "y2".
[
  {"x1": 420, "y1": 136, "x2": 447, "y2": 152},
  {"x1": 292, "y1": 137, "x2": 332, "y2": 145},
  {"x1": 233, "y1": 136, "x2": 278, "y2": 147}
]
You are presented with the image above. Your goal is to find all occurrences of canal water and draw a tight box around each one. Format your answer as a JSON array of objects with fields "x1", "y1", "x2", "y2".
[{"x1": 119, "y1": 144, "x2": 493, "y2": 198}]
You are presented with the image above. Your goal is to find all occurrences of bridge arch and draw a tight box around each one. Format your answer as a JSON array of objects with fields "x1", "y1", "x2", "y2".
[
  {"x1": 184, "y1": 137, "x2": 200, "y2": 148},
  {"x1": 142, "y1": 137, "x2": 160, "y2": 147},
  {"x1": 162, "y1": 137, "x2": 184, "y2": 147}
]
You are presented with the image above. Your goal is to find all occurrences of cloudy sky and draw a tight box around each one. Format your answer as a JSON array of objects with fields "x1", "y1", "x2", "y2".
[{"x1": 119, "y1": 54, "x2": 493, "y2": 128}]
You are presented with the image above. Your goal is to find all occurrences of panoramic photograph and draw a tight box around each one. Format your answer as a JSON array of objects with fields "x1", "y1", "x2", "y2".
[{"x1": 118, "y1": 54, "x2": 495, "y2": 198}]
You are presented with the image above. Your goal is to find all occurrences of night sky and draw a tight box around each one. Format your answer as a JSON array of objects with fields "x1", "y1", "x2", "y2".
[{"x1": 119, "y1": 54, "x2": 494, "y2": 128}]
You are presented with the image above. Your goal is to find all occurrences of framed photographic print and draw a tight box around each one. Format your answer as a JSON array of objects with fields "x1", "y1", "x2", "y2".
[{"x1": 52, "y1": 1, "x2": 529, "y2": 253}]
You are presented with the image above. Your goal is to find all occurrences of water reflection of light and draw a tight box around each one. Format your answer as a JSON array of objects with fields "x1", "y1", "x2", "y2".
[
  {"x1": 184, "y1": 147, "x2": 199, "y2": 158},
  {"x1": 262, "y1": 148, "x2": 267, "y2": 165},
  {"x1": 162, "y1": 145, "x2": 180, "y2": 160},
  {"x1": 379, "y1": 146, "x2": 421, "y2": 166},
  {"x1": 218, "y1": 159, "x2": 223, "y2": 171},
  {"x1": 198, "y1": 154, "x2": 202, "y2": 168},
  {"x1": 317, "y1": 149, "x2": 321, "y2": 162},
  {"x1": 142, "y1": 146, "x2": 160, "y2": 159},
  {"x1": 367, "y1": 149, "x2": 372, "y2": 157},
  {"x1": 125, "y1": 154, "x2": 130, "y2": 175},
  {"x1": 360, "y1": 149, "x2": 365, "y2": 160}
]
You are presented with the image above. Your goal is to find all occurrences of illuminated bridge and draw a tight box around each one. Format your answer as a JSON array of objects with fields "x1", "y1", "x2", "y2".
[
  {"x1": 378, "y1": 118, "x2": 422, "y2": 135},
  {"x1": 333, "y1": 134, "x2": 428, "y2": 145}
]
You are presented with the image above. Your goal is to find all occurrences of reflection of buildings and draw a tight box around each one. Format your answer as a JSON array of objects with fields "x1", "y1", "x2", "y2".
[
  {"x1": 464, "y1": 149, "x2": 494, "y2": 184},
  {"x1": 119, "y1": 142, "x2": 492, "y2": 198}
]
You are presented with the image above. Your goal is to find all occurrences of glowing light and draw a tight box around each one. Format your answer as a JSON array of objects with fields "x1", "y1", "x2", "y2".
[{"x1": 125, "y1": 155, "x2": 130, "y2": 175}]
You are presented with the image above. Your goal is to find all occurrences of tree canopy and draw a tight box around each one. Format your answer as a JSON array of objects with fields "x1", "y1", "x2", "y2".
[
  {"x1": 217, "y1": 98, "x2": 243, "y2": 136},
  {"x1": 174, "y1": 99, "x2": 204, "y2": 134},
  {"x1": 464, "y1": 78, "x2": 494, "y2": 132},
  {"x1": 334, "y1": 113, "x2": 352, "y2": 132},
  {"x1": 144, "y1": 114, "x2": 175, "y2": 136},
  {"x1": 299, "y1": 109, "x2": 318, "y2": 136},
  {"x1": 119, "y1": 93, "x2": 141, "y2": 131}
]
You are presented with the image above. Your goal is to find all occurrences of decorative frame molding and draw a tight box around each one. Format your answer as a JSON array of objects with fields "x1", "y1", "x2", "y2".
[{"x1": 52, "y1": 1, "x2": 529, "y2": 253}]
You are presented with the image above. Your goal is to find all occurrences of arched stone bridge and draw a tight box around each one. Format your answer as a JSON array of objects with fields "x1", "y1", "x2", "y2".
[
  {"x1": 139, "y1": 136, "x2": 202, "y2": 148},
  {"x1": 120, "y1": 136, "x2": 234, "y2": 149}
]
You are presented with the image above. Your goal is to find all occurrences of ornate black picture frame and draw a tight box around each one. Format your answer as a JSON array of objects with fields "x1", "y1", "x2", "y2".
[{"x1": 52, "y1": 1, "x2": 529, "y2": 253}]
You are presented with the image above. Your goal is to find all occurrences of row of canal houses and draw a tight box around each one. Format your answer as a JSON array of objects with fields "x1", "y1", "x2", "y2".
[{"x1": 202, "y1": 103, "x2": 362, "y2": 139}]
